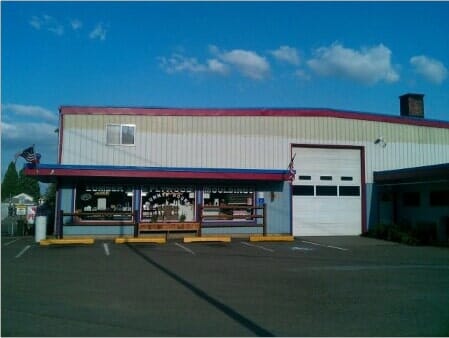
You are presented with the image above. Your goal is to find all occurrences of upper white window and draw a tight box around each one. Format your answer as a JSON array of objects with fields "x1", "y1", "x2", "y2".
[{"x1": 106, "y1": 124, "x2": 135, "y2": 145}]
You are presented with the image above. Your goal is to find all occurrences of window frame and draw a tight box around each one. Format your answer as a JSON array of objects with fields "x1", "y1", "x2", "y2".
[
  {"x1": 202, "y1": 186, "x2": 256, "y2": 225},
  {"x1": 140, "y1": 186, "x2": 196, "y2": 222},
  {"x1": 430, "y1": 190, "x2": 449, "y2": 206},
  {"x1": 402, "y1": 191, "x2": 421, "y2": 207},
  {"x1": 74, "y1": 185, "x2": 134, "y2": 223},
  {"x1": 106, "y1": 123, "x2": 136, "y2": 146}
]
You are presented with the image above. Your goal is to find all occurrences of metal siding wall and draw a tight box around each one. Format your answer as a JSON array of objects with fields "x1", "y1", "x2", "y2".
[{"x1": 62, "y1": 114, "x2": 449, "y2": 182}]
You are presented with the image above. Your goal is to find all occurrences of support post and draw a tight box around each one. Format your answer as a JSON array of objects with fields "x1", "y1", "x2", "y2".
[
  {"x1": 197, "y1": 203, "x2": 202, "y2": 237},
  {"x1": 57, "y1": 209, "x2": 64, "y2": 239},
  {"x1": 133, "y1": 210, "x2": 139, "y2": 238},
  {"x1": 262, "y1": 203, "x2": 267, "y2": 236}
]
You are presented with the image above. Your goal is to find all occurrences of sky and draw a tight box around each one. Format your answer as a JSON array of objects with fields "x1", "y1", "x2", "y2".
[{"x1": 1, "y1": 1, "x2": 449, "y2": 180}]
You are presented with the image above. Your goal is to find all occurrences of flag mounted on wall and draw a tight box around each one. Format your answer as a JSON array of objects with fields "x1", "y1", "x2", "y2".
[
  {"x1": 15, "y1": 145, "x2": 41, "y2": 164},
  {"x1": 287, "y1": 153, "x2": 296, "y2": 182}
]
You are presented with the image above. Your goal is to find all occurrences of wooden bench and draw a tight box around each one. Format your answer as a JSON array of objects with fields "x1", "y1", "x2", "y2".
[{"x1": 138, "y1": 222, "x2": 200, "y2": 239}]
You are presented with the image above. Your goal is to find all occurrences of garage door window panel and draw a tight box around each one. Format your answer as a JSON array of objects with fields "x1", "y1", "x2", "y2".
[
  {"x1": 316, "y1": 185, "x2": 338, "y2": 196},
  {"x1": 293, "y1": 185, "x2": 314, "y2": 196},
  {"x1": 339, "y1": 186, "x2": 360, "y2": 196}
]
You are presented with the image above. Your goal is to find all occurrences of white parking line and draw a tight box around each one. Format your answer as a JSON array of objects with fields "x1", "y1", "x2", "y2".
[
  {"x1": 291, "y1": 246, "x2": 313, "y2": 251},
  {"x1": 327, "y1": 245, "x2": 349, "y2": 251},
  {"x1": 103, "y1": 243, "x2": 110, "y2": 256},
  {"x1": 175, "y1": 242, "x2": 196, "y2": 255},
  {"x1": 301, "y1": 240, "x2": 349, "y2": 251},
  {"x1": 15, "y1": 245, "x2": 31, "y2": 258},
  {"x1": 4, "y1": 238, "x2": 19, "y2": 247},
  {"x1": 241, "y1": 241, "x2": 275, "y2": 253}
]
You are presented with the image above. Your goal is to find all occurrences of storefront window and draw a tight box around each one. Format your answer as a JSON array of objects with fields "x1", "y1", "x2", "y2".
[
  {"x1": 141, "y1": 186, "x2": 195, "y2": 222},
  {"x1": 75, "y1": 185, "x2": 133, "y2": 221},
  {"x1": 203, "y1": 187, "x2": 254, "y2": 222}
]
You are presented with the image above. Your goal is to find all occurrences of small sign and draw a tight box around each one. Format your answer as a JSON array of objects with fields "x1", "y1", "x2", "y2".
[
  {"x1": 257, "y1": 198, "x2": 265, "y2": 206},
  {"x1": 16, "y1": 205, "x2": 26, "y2": 216}
]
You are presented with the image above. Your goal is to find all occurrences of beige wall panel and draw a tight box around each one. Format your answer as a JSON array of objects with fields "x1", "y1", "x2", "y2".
[{"x1": 62, "y1": 114, "x2": 449, "y2": 183}]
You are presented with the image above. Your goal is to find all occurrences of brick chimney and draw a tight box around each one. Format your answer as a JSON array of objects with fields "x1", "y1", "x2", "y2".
[{"x1": 399, "y1": 93, "x2": 424, "y2": 118}]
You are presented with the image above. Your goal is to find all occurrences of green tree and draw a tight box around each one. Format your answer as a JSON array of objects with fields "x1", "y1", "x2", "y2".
[
  {"x1": 44, "y1": 183, "x2": 56, "y2": 210},
  {"x1": 17, "y1": 168, "x2": 40, "y2": 202},
  {"x1": 1, "y1": 161, "x2": 19, "y2": 201}
]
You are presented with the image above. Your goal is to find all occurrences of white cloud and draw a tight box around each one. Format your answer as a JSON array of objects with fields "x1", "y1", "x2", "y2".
[
  {"x1": 29, "y1": 15, "x2": 64, "y2": 36},
  {"x1": 207, "y1": 59, "x2": 229, "y2": 75},
  {"x1": 70, "y1": 19, "x2": 83, "y2": 31},
  {"x1": 2, "y1": 121, "x2": 58, "y2": 152},
  {"x1": 1, "y1": 121, "x2": 58, "y2": 169},
  {"x1": 2, "y1": 121, "x2": 56, "y2": 141},
  {"x1": 295, "y1": 69, "x2": 311, "y2": 80},
  {"x1": 89, "y1": 23, "x2": 107, "y2": 40},
  {"x1": 1, "y1": 105, "x2": 59, "y2": 157},
  {"x1": 30, "y1": 16, "x2": 43, "y2": 29},
  {"x1": 410, "y1": 55, "x2": 448, "y2": 84},
  {"x1": 160, "y1": 46, "x2": 270, "y2": 80},
  {"x1": 159, "y1": 54, "x2": 229, "y2": 76},
  {"x1": 215, "y1": 48, "x2": 270, "y2": 80},
  {"x1": 2, "y1": 104, "x2": 58, "y2": 123},
  {"x1": 270, "y1": 46, "x2": 300, "y2": 65},
  {"x1": 307, "y1": 43, "x2": 399, "y2": 85}
]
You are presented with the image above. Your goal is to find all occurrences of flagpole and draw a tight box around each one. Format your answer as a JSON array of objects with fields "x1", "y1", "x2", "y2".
[{"x1": 33, "y1": 144, "x2": 39, "y2": 174}]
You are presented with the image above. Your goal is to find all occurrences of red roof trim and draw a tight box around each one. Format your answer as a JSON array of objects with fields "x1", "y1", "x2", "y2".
[
  {"x1": 59, "y1": 106, "x2": 449, "y2": 129},
  {"x1": 24, "y1": 168, "x2": 288, "y2": 181}
]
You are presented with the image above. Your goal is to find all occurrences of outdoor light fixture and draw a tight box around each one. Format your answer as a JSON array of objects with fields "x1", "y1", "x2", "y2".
[{"x1": 374, "y1": 137, "x2": 387, "y2": 148}]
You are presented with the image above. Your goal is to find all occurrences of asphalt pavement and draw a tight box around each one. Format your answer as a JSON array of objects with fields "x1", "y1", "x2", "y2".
[{"x1": 2, "y1": 235, "x2": 449, "y2": 336}]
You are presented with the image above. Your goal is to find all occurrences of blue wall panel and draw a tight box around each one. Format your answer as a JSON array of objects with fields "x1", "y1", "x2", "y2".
[
  {"x1": 263, "y1": 181, "x2": 291, "y2": 234},
  {"x1": 64, "y1": 226, "x2": 134, "y2": 236}
]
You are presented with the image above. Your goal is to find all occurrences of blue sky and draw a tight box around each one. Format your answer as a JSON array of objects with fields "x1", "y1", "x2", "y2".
[{"x1": 2, "y1": 1, "x2": 449, "y2": 179}]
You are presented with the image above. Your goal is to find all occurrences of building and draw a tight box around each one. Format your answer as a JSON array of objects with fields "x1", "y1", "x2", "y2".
[{"x1": 25, "y1": 94, "x2": 449, "y2": 238}]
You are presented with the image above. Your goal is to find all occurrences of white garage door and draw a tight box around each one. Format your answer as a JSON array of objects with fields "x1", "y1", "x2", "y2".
[{"x1": 292, "y1": 147, "x2": 362, "y2": 236}]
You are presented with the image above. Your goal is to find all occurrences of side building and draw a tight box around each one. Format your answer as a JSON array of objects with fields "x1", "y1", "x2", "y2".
[{"x1": 25, "y1": 94, "x2": 449, "y2": 238}]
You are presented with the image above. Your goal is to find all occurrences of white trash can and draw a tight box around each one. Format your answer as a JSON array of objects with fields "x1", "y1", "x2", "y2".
[{"x1": 35, "y1": 216, "x2": 47, "y2": 242}]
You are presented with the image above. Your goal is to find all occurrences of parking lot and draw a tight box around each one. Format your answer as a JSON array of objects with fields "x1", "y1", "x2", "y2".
[{"x1": 2, "y1": 235, "x2": 449, "y2": 337}]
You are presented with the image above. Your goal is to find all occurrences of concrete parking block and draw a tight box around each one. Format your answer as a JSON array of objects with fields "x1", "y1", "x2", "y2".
[
  {"x1": 249, "y1": 235, "x2": 294, "y2": 242},
  {"x1": 183, "y1": 236, "x2": 231, "y2": 243},
  {"x1": 40, "y1": 238, "x2": 95, "y2": 246},
  {"x1": 114, "y1": 237, "x2": 166, "y2": 244}
]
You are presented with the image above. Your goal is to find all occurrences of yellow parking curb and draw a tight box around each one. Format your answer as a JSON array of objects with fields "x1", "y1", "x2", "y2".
[
  {"x1": 183, "y1": 236, "x2": 231, "y2": 243},
  {"x1": 40, "y1": 238, "x2": 95, "y2": 246},
  {"x1": 115, "y1": 237, "x2": 166, "y2": 244},
  {"x1": 249, "y1": 235, "x2": 294, "y2": 242}
]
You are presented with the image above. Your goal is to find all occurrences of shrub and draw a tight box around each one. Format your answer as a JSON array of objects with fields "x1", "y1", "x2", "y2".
[
  {"x1": 366, "y1": 223, "x2": 420, "y2": 245},
  {"x1": 413, "y1": 222, "x2": 437, "y2": 245}
]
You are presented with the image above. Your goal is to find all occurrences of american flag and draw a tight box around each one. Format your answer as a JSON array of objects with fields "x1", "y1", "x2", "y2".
[
  {"x1": 15, "y1": 145, "x2": 39, "y2": 163},
  {"x1": 287, "y1": 153, "x2": 296, "y2": 182}
]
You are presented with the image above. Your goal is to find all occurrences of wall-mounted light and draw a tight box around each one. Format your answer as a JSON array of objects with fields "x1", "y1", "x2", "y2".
[{"x1": 374, "y1": 137, "x2": 387, "y2": 148}]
